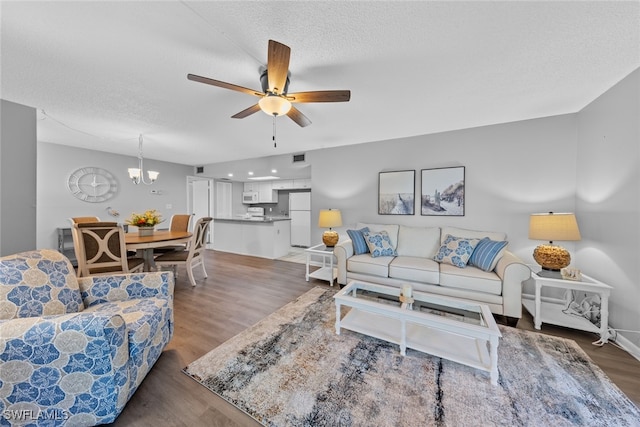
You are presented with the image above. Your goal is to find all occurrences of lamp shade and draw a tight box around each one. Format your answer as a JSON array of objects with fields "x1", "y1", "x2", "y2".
[
  {"x1": 318, "y1": 209, "x2": 342, "y2": 228},
  {"x1": 529, "y1": 212, "x2": 581, "y2": 242},
  {"x1": 259, "y1": 95, "x2": 292, "y2": 116},
  {"x1": 128, "y1": 168, "x2": 141, "y2": 180}
]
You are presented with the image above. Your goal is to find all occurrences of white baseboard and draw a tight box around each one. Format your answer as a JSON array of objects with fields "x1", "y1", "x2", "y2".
[{"x1": 614, "y1": 333, "x2": 640, "y2": 362}]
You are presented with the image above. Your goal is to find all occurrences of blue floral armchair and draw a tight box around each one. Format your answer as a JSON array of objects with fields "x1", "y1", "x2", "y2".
[{"x1": 0, "y1": 249, "x2": 174, "y2": 426}]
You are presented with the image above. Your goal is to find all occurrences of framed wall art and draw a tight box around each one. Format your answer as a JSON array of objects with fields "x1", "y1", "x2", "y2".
[
  {"x1": 378, "y1": 170, "x2": 415, "y2": 215},
  {"x1": 421, "y1": 166, "x2": 465, "y2": 216}
]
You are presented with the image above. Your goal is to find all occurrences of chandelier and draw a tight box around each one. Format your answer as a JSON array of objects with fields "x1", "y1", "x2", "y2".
[{"x1": 128, "y1": 134, "x2": 159, "y2": 185}]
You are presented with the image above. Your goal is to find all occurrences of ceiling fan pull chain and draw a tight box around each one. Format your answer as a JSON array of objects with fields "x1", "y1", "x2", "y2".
[{"x1": 273, "y1": 115, "x2": 277, "y2": 148}]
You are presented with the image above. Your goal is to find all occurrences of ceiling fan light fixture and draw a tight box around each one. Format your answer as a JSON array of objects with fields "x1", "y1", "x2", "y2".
[{"x1": 259, "y1": 94, "x2": 291, "y2": 116}]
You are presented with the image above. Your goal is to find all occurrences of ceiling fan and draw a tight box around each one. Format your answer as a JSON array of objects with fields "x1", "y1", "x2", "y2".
[{"x1": 188, "y1": 40, "x2": 350, "y2": 127}]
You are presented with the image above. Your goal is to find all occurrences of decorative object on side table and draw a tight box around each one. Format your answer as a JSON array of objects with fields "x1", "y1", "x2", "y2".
[
  {"x1": 126, "y1": 209, "x2": 164, "y2": 236},
  {"x1": 318, "y1": 209, "x2": 342, "y2": 246},
  {"x1": 528, "y1": 212, "x2": 581, "y2": 271},
  {"x1": 561, "y1": 267, "x2": 582, "y2": 281}
]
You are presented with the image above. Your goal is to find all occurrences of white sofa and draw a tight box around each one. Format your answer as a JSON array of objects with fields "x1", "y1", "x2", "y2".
[{"x1": 334, "y1": 223, "x2": 531, "y2": 324}]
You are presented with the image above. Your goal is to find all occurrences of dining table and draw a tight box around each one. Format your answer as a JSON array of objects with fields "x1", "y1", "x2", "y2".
[{"x1": 125, "y1": 230, "x2": 192, "y2": 271}]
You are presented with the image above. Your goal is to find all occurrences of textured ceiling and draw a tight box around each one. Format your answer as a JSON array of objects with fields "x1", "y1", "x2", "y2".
[{"x1": 1, "y1": 1, "x2": 639, "y2": 173}]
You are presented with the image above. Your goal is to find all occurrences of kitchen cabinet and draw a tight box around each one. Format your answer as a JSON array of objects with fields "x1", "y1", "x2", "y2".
[
  {"x1": 243, "y1": 182, "x2": 277, "y2": 202},
  {"x1": 213, "y1": 218, "x2": 291, "y2": 259},
  {"x1": 257, "y1": 182, "x2": 277, "y2": 203},
  {"x1": 293, "y1": 179, "x2": 311, "y2": 189},
  {"x1": 272, "y1": 180, "x2": 293, "y2": 190},
  {"x1": 244, "y1": 178, "x2": 310, "y2": 196}
]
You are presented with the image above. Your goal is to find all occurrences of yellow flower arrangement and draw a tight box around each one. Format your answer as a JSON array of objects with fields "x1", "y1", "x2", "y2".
[{"x1": 126, "y1": 209, "x2": 164, "y2": 228}]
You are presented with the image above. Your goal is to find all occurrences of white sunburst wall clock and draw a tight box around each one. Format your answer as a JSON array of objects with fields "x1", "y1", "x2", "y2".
[{"x1": 66, "y1": 166, "x2": 118, "y2": 203}]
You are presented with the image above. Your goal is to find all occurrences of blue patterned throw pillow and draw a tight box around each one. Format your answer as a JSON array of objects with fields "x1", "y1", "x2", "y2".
[
  {"x1": 346, "y1": 227, "x2": 370, "y2": 255},
  {"x1": 433, "y1": 234, "x2": 480, "y2": 268},
  {"x1": 363, "y1": 230, "x2": 397, "y2": 258},
  {"x1": 469, "y1": 237, "x2": 508, "y2": 272}
]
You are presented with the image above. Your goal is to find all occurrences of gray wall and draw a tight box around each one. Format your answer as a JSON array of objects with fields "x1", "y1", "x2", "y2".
[
  {"x1": 307, "y1": 113, "x2": 579, "y2": 263},
  {"x1": 576, "y1": 68, "x2": 640, "y2": 350},
  {"x1": 0, "y1": 100, "x2": 37, "y2": 255},
  {"x1": 37, "y1": 142, "x2": 193, "y2": 250}
]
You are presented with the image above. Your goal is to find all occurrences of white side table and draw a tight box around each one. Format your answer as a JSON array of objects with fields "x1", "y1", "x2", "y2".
[
  {"x1": 522, "y1": 266, "x2": 612, "y2": 345},
  {"x1": 305, "y1": 244, "x2": 337, "y2": 286}
]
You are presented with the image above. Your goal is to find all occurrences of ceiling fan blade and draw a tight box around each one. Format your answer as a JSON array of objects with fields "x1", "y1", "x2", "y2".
[
  {"x1": 267, "y1": 40, "x2": 291, "y2": 95},
  {"x1": 286, "y1": 106, "x2": 311, "y2": 127},
  {"x1": 231, "y1": 104, "x2": 262, "y2": 119},
  {"x1": 287, "y1": 90, "x2": 351, "y2": 103},
  {"x1": 187, "y1": 74, "x2": 264, "y2": 97}
]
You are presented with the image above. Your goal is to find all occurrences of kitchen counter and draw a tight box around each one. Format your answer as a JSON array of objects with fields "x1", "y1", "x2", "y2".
[
  {"x1": 212, "y1": 217, "x2": 291, "y2": 259},
  {"x1": 214, "y1": 216, "x2": 291, "y2": 223}
]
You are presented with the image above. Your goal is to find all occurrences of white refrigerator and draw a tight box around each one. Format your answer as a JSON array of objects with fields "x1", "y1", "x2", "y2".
[{"x1": 289, "y1": 192, "x2": 311, "y2": 247}]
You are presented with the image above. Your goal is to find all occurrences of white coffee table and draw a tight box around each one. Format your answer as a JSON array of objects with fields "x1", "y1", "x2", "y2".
[{"x1": 334, "y1": 280, "x2": 502, "y2": 385}]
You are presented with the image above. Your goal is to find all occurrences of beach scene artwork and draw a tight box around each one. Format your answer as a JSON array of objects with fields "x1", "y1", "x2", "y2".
[
  {"x1": 421, "y1": 167, "x2": 465, "y2": 216},
  {"x1": 378, "y1": 170, "x2": 415, "y2": 215}
]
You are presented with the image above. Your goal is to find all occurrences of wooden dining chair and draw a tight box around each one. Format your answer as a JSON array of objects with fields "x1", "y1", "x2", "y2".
[
  {"x1": 69, "y1": 216, "x2": 101, "y2": 274},
  {"x1": 73, "y1": 221, "x2": 144, "y2": 277},
  {"x1": 154, "y1": 217, "x2": 212, "y2": 286},
  {"x1": 70, "y1": 216, "x2": 101, "y2": 223},
  {"x1": 154, "y1": 214, "x2": 192, "y2": 255}
]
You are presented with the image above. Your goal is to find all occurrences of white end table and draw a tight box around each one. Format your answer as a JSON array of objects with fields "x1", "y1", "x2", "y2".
[
  {"x1": 305, "y1": 244, "x2": 337, "y2": 286},
  {"x1": 522, "y1": 266, "x2": 612, "y2": 346}
]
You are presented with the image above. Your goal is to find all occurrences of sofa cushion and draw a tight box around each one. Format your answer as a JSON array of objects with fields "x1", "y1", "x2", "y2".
[
  {"x1": 363, "y1": 231, "x2": 398, "y2": 257},
  {"x1": 440, "y1": 226, "x2": 506, "y2": 244},
  {"x1": 433, "y1": 235, "x2": 480, "y2": 268},
  {"x1": 396, "y1": 226, "x2": 441, "y2": 258},
  {"x1": 357, "y1": 223, "x2": 400, "y2": 249},
  {"x1": 346, "y1": 227, "x2": 370, "y2": 255},
  {"x1": 347, "y1": 254, "x2": 394, "y2": 278},
  {"x1": 469, "y1": 238, "x2": 509, "y2": 272},
  {"x1": 389, "y1": 256, "x2": 440, "y2": 284},
  {"x1": 439, "y1": 263, "x2": 503, "y2": 296}
]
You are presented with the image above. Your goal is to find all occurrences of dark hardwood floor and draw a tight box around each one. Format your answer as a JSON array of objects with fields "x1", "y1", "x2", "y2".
[{"x1": 108, "y1": 250, "x2": 640, "y2": 426}]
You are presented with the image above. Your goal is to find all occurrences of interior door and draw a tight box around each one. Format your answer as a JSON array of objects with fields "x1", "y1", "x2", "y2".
[{"x1": 188, "y1": 177, "x2": 213, "y2": 245}]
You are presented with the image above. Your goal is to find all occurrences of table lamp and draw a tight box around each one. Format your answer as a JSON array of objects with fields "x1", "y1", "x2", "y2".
[
  {"x1": 318, "y1": 209, "x2": 342, "y2": 247},
  {"x1": 528, "y1": 212, "x2": 581, "y2": 271}
]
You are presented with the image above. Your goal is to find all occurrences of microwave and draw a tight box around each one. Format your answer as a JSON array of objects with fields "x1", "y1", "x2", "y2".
[{"x1": 242, "y1": 191, "x2": 259, "y2": 203}]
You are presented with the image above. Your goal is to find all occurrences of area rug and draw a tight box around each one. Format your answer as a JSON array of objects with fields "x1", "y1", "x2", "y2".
[{"x1": 183, "y1": 287, "x2": 640, "y2": 426}]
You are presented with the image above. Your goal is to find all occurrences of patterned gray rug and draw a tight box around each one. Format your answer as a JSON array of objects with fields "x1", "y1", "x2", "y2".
[{"x1": 184, "y1": 287, "x2": 640, "y2": 426}]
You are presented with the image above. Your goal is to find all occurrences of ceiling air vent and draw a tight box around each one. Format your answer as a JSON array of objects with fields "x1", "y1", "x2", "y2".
[
  {"x1": 195, "y1": 166, "x2": 204, "y2": 174},
  {"x1": 292, "y1": 153, "x2": 305, "y2": 163}
]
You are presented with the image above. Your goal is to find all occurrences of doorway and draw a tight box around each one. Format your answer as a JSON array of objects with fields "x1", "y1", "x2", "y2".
[{"x1": 187, "y1": 176, "x2": 214, "y2": 247}]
